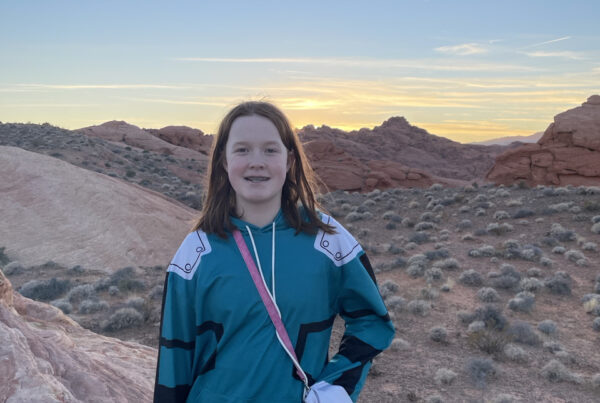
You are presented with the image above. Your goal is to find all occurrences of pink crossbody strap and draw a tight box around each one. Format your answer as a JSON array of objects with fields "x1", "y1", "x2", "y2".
[{"x1": 232, "y1": 229, "x2": 309, "y2": 387}]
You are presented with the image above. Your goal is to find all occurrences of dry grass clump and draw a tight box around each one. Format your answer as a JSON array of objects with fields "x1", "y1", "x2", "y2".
[
  {"x1": 519, "y1": 277, "x2": 543, "y2": 293},
  {"x1": 386, "y1": 296, "x2": 406, "y2": 313},
  {"x1": 79, "y1": 298, "x2": 109, "y2": 314},
  {"x1": 18, "y1": 278, "x2": 71, "y2": 302},
  {"x1": 486, "y1": 222, "x2": 514, "y2": 236},
  {"x1": 407, "y1": 299, "x2": 431, "y2": 316},
  {"x1": 489, "y1": 264, "x2": 521, "y2": 290},
  {"x1": 507, "y1": 320, "x2": 540, "y2": 346},
  {"x1": 468, "y1": 244, "x2": 496, "y2": 258},
  {"x1": 390, "y1": 337, "x2": 410, "y2": 352},
  {"x1": 67, "y1": 284, "x2": 96, "y2": 303},
  {"x1": 379, "y1": 279, "x2": 399, "y2": 299},
  {"x1": 503, "y1": 343, "x2": 529, "y2": 363},
  {"x1": 101, "y1": 307, "x2": 144, "y2": 331},
  {"x1": 50, "y1": 299, "x2": 73, "y2": 314},
  {"x1": 550, "y1": 223, "x2": 577, "y2": 242}
]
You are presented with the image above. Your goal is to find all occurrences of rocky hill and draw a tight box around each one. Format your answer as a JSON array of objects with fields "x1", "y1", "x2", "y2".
[
  {"x1": 299, "y1": 117, "x2": 510, "y2": 184},
  {"x1": 487, "y1": 95, "x2": 600, "y2": 186}
]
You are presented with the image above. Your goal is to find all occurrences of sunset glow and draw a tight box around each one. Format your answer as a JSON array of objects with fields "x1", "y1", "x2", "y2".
[{"x1": 1, "y1": 1, "x2": 599, "y2": 143}]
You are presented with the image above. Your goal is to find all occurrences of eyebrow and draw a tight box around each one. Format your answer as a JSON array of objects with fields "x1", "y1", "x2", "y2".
[{"x1": 230, "y1": 141, "x2": 283, "y2": 147}]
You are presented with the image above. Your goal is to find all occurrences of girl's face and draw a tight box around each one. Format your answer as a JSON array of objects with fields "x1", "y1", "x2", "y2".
[{"x1": 224, "y1": 114, "x2": 292, "y2": 216}]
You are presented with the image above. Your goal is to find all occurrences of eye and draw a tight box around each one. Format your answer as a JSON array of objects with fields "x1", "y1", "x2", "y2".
[
  {"x1": 234, "y1": 147, "x2": 248, "y2": 153},
  {"x1": 265, "y1": 147, "x2": 278, "y2": 154}
]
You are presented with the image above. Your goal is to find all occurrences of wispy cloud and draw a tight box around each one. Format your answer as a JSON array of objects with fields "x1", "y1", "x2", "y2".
[
  {"x1": 520, "y1": 50, "x2": 585, "y2": 60},
  {"x1": 524, "y1": 36, "x2": 571, "y2": 49},
  {"x1": 174, "y1": 57, "x2": 539, "y2": 72},
  {"x1": 16, "y1": 84, "x2": 186, "y2": 90},
  {"x1": 434, "y1": 43, "x2": 488, "y2": 56}
]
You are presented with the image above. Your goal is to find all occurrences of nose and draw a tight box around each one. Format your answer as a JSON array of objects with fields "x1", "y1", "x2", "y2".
[{"x1": 248, "y1": 150, "x2": 265, "y2": 168}]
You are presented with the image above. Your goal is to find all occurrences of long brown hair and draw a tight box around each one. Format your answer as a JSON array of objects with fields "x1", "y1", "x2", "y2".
[{"x1": 192, "y1": 101, "x2": 334, "y2": 237}]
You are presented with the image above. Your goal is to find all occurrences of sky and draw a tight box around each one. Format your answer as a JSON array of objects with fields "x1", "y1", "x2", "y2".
[{"x1": 1, "y1": 0, "x2": 599, "y2": 143}]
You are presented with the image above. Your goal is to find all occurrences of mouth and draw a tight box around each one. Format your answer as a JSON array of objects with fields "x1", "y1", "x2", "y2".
[{"x1": 244, "y1": 176, "x2": 269, "y2": 183}]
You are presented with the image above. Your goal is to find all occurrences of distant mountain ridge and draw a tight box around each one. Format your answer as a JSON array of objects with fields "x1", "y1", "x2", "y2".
[{"x1": 470, "y1": 132, "x2": 544, "y2": 146}]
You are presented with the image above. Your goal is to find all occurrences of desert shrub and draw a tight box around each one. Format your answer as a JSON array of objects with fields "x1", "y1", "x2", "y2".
[
  {"x1": 540, "y1": 359, "x2": 582, "y2": 384},
  {"x1": 466, "y1": 357, "x2": 496, "y2": 387},
  {"x1": 582, "y1": 242, "x2": 598, "y2": 252},
  {"x1": 406, "y1": 264, "x2": 425, "y2": 278},
  {"x1": 550, "y1": 223, "x2": 576, "y2": 242},
  {"x1": 425, "y1": 394, "x2": 443, "y2": 403},
  {"x1": 109, "y1": 267, "x2": 145, "y2": 292},
  {"x1": 526, "y1": 267, "x2": 543, "y2": 278},
  {"x1": 50, "y1": 299, "x2": 72, "y2": 314},
  {"x1": 503, "y1": 343, "x2": 528, "y2": 363},
  {"x1": 0, "y1": 247, "x2": 10, "y2": 265},
  {"x1": 543, "y1": 341, "x2": 563, "y2": 353},
  {"x1": 407, "y1": 299, "x2": 430, "y2": 316},
  {"x1": 390, "y1": 257, "x2": 407, "y2": 269},
  {"x1": 434, "y1": 257, "x2": 460, "y2": 270},
  {"x1": 490, "y1": 264, "x2": 521, "y2": 290},
  {"x1": 420, "y1": 287, "x2": 439, "y2": 300},
  {"x1": 68, "y1": 265, "x2": 85, "y2": 275},
  {"x1": 468, "y1": 320, "x2": 485, "y2": 333},
  {"x1": 386, "y1": 296, "x2": 405, "y2": 313},
  {"x1": 457, "y1": 219, "x2": 472, "y2": 230},
  {"x1": 67, "y1": 284, "x2": 96, "y2": 303},
  {"x1": 492, "y1": 394, "x2": 516, "y2": 403},
  {"x1": 424, "y1": 249, "x2": 449, "y2": 261},
  {"x1": 457, "y1": 310, "x2": 477, "y2": 325},
  {"x1": 493, "y1": 210, "x2": 510, "y2": 220},
  {"x1": 384, "y1": 222, "x2": 396, "y2": 230},
  {"x1": 477, "y1": 287, "x2": 500, "y2": 303},
  {"x1": 409, "y1": 232, "x2": 430, "y2": 244},
  {"x1": 552, "y1": 246, "x2": 566, "y2": 254},
  {"x1": 508, "y1": 291, "x2": 535, "y2": 313},
  {"x1": 149, "y1": 285, "x2": 164, "y2": 300},
  {"x1": 390, "y1": 337, "x2": 410, "y2": 352},
  {"x1": 486, "y1": 222, "x2": 514, "y2": 236},
  {"x1": 538, "y1": 320, "x2": 558, "y2": 336},
  {"x1": 462, "y1": 233, "x2": 475, "y2": 241},
  {"x1": 564, "y1": 249, "x2": 585, "y2": 263},
  {"x1": 407, "y1": 254, "x2": 427, "y2": 267},
  {"x1": 345, "y1": 212, "x2": 363, "y2": 222},
  {"x1": 429, "y1": 326, "x2": 448, "y2": 343},
  {"x1": 125, "y1": 296, "x2": 146, "y2": 312},
  {"x1": 379, "y1": 280, "x2": 399, "y2": 299},
  {"x1": 459, "y1": 205, "x2": 471, "y2": 213},
  {"x1": 518, "y1": 245, "x2": 543, "y2": 262},
  {"x1": 108, "y1": 285, "x2": 120, "y2": 296},
  {"x1": 3, "y1": 261, "x2": 24, "y2": 275},
  {"x1": 508, "y1": 320, "x2": 540, "y2": 346},
  {"x1": 519, "y1": 277, "x2": 543, "y2": 293},
  {"x1": 593, "y1": 318, "x2": 600, "y2": 332},
  {"x1": 434, "y1": 368, "x2": 456, "y2": 385},
  {"x1": 458, "y1": 270, "x2": 483, "y2": 287},
  {"x1": 18, "y1": 278, "x2": 71, "y2": 302},
  {"x1": 544, "y1": 272, "x2": 572, "y2": 295},
  {"x1": 415, "y1": 221, "x2": 435, "y2": 231},
  {"x1": 79, "y1": 298, "x2": 109, "y2": 314},
  {"x1": 541, "y1": 236, "x2": 558, "y2": 247},
  {"x1": 474, "y1": 305, "x2": 508, "y2": 331},
  {"x1": 102, "y1": 307, "x2": 144, "y2": 331},
  {"x1": 425, "y1": 267, "x2": 443, "y2": 282},
  {"x1": 513, "y1": 209, "x2": 535, "y2": 219}
]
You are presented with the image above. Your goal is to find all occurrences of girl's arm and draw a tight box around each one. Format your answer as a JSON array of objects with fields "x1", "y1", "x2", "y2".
[
  {"x1": 317, "y1": 251, "x2": 395, "y2": 402},
  {"x1": 153, "y1": 231, "x2": 212, "y2": 402}
]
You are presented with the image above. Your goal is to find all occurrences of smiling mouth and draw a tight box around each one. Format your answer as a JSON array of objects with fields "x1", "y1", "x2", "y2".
[{"x1": 245, "y1": 176, "x2": 269, "y2": 182}]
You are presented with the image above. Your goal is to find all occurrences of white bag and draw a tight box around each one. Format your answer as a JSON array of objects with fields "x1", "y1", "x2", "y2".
[{"x1": 303, "y1": 381, "x2": 353, "y2": 403}]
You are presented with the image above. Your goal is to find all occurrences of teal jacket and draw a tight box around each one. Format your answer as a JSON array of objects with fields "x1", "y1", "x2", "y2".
[{"x1": 154, "y1": 211, "x2": 394, "y2": 402}]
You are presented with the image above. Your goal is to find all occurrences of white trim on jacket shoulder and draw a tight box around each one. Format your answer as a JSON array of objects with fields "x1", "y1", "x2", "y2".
[
  {"x1": 167, "y1": 230, "x2": 212, "y2": 280},
  {"x1": 314, "y1": 213, "x2": 363, "y2": 267}
]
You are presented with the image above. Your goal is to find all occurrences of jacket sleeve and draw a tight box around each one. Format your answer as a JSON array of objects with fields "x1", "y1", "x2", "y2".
[
  {"x1": 316, "y1": 250, "x2": 395, "y2": 402},
  {"x1": 153, "y1": 231, "x2": 212, "y2": 403}
]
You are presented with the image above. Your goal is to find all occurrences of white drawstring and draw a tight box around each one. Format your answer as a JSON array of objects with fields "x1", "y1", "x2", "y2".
[{"x1": 245, "y1": 222, "x2": 310, "y2": 391}]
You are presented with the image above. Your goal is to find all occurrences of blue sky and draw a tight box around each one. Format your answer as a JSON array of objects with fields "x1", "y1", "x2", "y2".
[{"x1": 1, "y1": 0, "x2": 599, "y2": 142}]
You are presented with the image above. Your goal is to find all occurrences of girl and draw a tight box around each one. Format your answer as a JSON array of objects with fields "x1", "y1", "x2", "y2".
[{"x1": 154, "y1": 101, "x2": 394, "y2": 402}]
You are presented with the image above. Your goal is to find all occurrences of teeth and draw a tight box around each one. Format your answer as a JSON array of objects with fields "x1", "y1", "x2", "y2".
[{"x1": 246, "y1": 177, "x2": 268, "y2": 182}]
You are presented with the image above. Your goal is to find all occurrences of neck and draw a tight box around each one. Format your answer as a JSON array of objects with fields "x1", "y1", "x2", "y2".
[{"x1": 237, "y1": 200, "x2": 281, "y2": 227}]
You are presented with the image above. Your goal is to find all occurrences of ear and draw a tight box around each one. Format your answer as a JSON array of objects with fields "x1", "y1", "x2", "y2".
[{"x1": 222, "y1": 155, "x2": 228, "y2": 173}]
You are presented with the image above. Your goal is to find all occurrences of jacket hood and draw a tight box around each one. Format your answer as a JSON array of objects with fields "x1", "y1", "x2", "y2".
[{"x1": 230, "y1": 209, "x2": 290, "y2": 235}]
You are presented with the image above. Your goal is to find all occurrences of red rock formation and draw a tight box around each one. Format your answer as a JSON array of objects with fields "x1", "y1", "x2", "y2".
[
  {"x1": 0, "y1": 269, "x2": 156, "y2": 401},
  {"x1": 486, "y1": 95, "x2": 600, "y2": 186},
  {"x1": 303, "y1": 140, "x2": 434, "y2": 192},
  {"x1": 299, "y1": 118, "x2": 507, "y2": 183},
  {"x1": 146, "y1": 125, "x2": 213, "y2": 155},
  {"x1": 77, "y1": 121, "x2": 208, "y2": 162}
]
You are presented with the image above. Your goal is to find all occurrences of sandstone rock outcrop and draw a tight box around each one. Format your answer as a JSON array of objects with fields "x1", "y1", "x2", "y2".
[
  {"x1": 304, "y1": 140, "x2": 435, "y2": 191},
  {"x1": 0, "y1": 269, "x2": 156, "y2": 401},
  {"x1": 146, "y1": 125, "x2": 213, "y2": 155},
  {"x1": 299, "y1": 117, "x2": 508, "y2": 184},
  {"x1": 78, "y1": 121, "x2": 208, "y2": 162},
  {"x1": 0, "y1": 146, "x2": 196, "y2": 271},
  {"x1": 486, "y1": 95, "x2": 600, "y2": 186}
]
